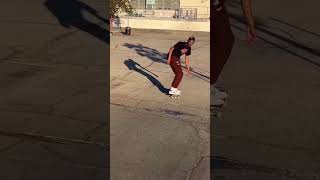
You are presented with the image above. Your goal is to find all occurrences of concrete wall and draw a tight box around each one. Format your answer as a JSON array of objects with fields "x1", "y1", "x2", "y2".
[
  {"x1": 153, "y1": 10, "x2": 176, "y2": 18},
  {"x1": 119, "y1": 17, "x2": 210, "y2": 32},
  {"x1": 180, "y1": 0, "x2": 210, "y2": 8},
  {"x1": 114, "y1": 0, "x2": 210, "y2": 31}
]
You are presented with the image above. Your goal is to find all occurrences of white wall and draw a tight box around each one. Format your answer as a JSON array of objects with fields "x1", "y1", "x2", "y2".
[
  {"x1": 119, "y1": 17, "x2": 210, "y2": 32},
  {"x1": 180, "y1": 0, "x2": 210, "y2": 19}
]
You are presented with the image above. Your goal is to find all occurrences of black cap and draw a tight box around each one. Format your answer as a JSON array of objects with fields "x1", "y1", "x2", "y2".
[{"x1": 188, "y1": 36, "x2": 196, "y2": 41}]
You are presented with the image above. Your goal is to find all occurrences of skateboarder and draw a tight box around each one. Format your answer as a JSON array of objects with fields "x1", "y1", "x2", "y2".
[
  {"x1": 211, "y1": 0, "x2": 256, "y2": 105},
  {"x1": 167, "y1": 36, "x2": 195, "y2": 96}
]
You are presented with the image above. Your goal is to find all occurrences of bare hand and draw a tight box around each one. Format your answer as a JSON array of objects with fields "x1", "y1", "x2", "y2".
[
  {"x1": 187, "y1": 69, "x2": 191, "y2": 75},
  {"x1": 246, "y1": 25, "x2": 257, "y2": 45}
]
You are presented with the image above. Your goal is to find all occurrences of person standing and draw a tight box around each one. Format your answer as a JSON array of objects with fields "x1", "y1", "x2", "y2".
[
  {"x1": 167, "y1": 36, "x2": 195, "y2": 96},
  {"x1": 110, "y1": 14, "x2": 114, "y2": 34},
  {"x1": 211, "y1": 0, "x2": 256, "y2": 105}
]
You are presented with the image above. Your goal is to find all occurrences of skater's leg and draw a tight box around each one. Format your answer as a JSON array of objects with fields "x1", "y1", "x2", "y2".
[
  {"x1": 211, "y1": 6, "x2": 235, "y2": 85},
  {"x1": 210, "y1": 5, "x2": 234, "y2": 106},
  {"x1": 170, "y1": 57, "x2": 184, "y2": 88},
  {"x1": 172, "y1": 67, "x2": 183, "y2": 88}
]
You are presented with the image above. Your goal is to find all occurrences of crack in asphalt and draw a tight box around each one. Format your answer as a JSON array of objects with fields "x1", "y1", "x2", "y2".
[
  {"x1": 83, "y1": 123, "x2": 107, "y2": 141},
  {"x1": 0, "y1": 80, "x2": 107, "y2": 126},
  {"x1": 212, "y1": 156, "x2": 320, "y2": 178},
  {"x1": 0, "y1": 130, "x2": 107, "y2": 149},
  {"x1": 110, "y1": 100, "x2": 210, "y2": 141},
  {"x1": 213, "y1": 133, "x2": 318, "y2": 157},
  {"x1": 40, "y1": 144, "x2": 107, "y2": 170},
  {"x1": 0, "y1": 107, "x2": 106, "y2": 125},
  {"x1": 0, "y1": 139, "x2": 25, "y2": 153},
  {"x1": 111, "y1": 101, "x2": 210, "y2": 149},
  {"x1": 47, "y1": 83, "x2": 107, "y2": 112},
  {"x1": 0, "y1": 45, "x2": 26, "y2": 61},
  {"x1": 110, "y1": 102, "x2": 199, "y2": 120},
  {"x1": 187, "y1": 155, "x2": 210, "y2": 180},
  {"x1": 1, "y1": 27, "x2": 107, "y2": 69},
  {"x1": 111, "y1": 102, "x2": 210, "y2": 180},
  {"x1": 111, "y1": 95, "x2": 209, "y2": 113}
]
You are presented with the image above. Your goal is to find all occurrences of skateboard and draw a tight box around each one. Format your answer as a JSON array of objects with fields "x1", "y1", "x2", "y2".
[{"x1": 169, "y1": 94, "x2": 181, "y2": 99}]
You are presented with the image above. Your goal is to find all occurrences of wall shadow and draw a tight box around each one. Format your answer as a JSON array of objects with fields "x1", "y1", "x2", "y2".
[{"x1": 44, "y1": 0, "x2": 109, "y2": 44}]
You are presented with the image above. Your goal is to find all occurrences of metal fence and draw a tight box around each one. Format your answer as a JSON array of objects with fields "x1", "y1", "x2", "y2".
[
  {"x1": 125, "y1": 9, "x2": 209, "y2": 20},
  {"x1": 125, "y1": 0, "x2": 209, "y2": 20},
  {"x1": 174, "y1": 8, "x2": 197, "y2": 20},
  {"x1": 130, "y1": 0, "x2": 180, "y2": 10}
]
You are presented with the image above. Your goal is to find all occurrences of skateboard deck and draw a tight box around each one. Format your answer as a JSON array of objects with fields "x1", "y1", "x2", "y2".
[{"x1": 169, "y1": 94, "x2": 181, "y2": 99}]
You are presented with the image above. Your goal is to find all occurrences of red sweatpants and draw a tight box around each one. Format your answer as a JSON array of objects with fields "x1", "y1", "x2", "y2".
[
  {"x1": 211, "y1": 5, "x2": 235, "y2": 84},
  {"x1": 170, "y1": 56, "x2": 183, "y2": 88}
]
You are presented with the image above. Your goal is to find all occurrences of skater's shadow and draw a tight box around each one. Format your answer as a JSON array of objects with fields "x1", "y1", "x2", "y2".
[
  {"x1": 123, "y1": 43, "x2": 210, "y2": 82},
  {"x1": 123, "y1": 43, "x2": 168, "y2": 64},
  {"x1": 44, "y1": 0, "x2": 109, "y2": 44},
  {"x1": 124, "y1": 59, "x2": 169, "y2": 94}
]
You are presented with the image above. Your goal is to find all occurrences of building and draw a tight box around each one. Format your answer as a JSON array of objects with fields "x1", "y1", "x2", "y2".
[
  {"x1": 129, "y1": 0, "x2": 210, "y2": 19},
  {"x1": 115, "y1": 0, "x2": 210, "y2": 32}
]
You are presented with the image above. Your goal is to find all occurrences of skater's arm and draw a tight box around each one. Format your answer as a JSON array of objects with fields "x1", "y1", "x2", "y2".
[
  {"x1": 242, "y1": 0, "x2": 254, "y2": 28},
  {"x1": 167, "y1": 47, "x2": 174, "y2": 64},
  {"x1": 185, "y1": 55, "x2": 191, "y2": 74},
  {"x1": 241, "y1": 0, "x2": 256, "y2": 43}
]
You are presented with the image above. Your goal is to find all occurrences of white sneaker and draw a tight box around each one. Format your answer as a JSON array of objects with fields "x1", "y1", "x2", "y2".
[
  {"x1": 169, "y1": 90, "x2": 180, "y2": 95},
  {"x1": 170, "y1": 87, "x2": 181, "y2": 95}
]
